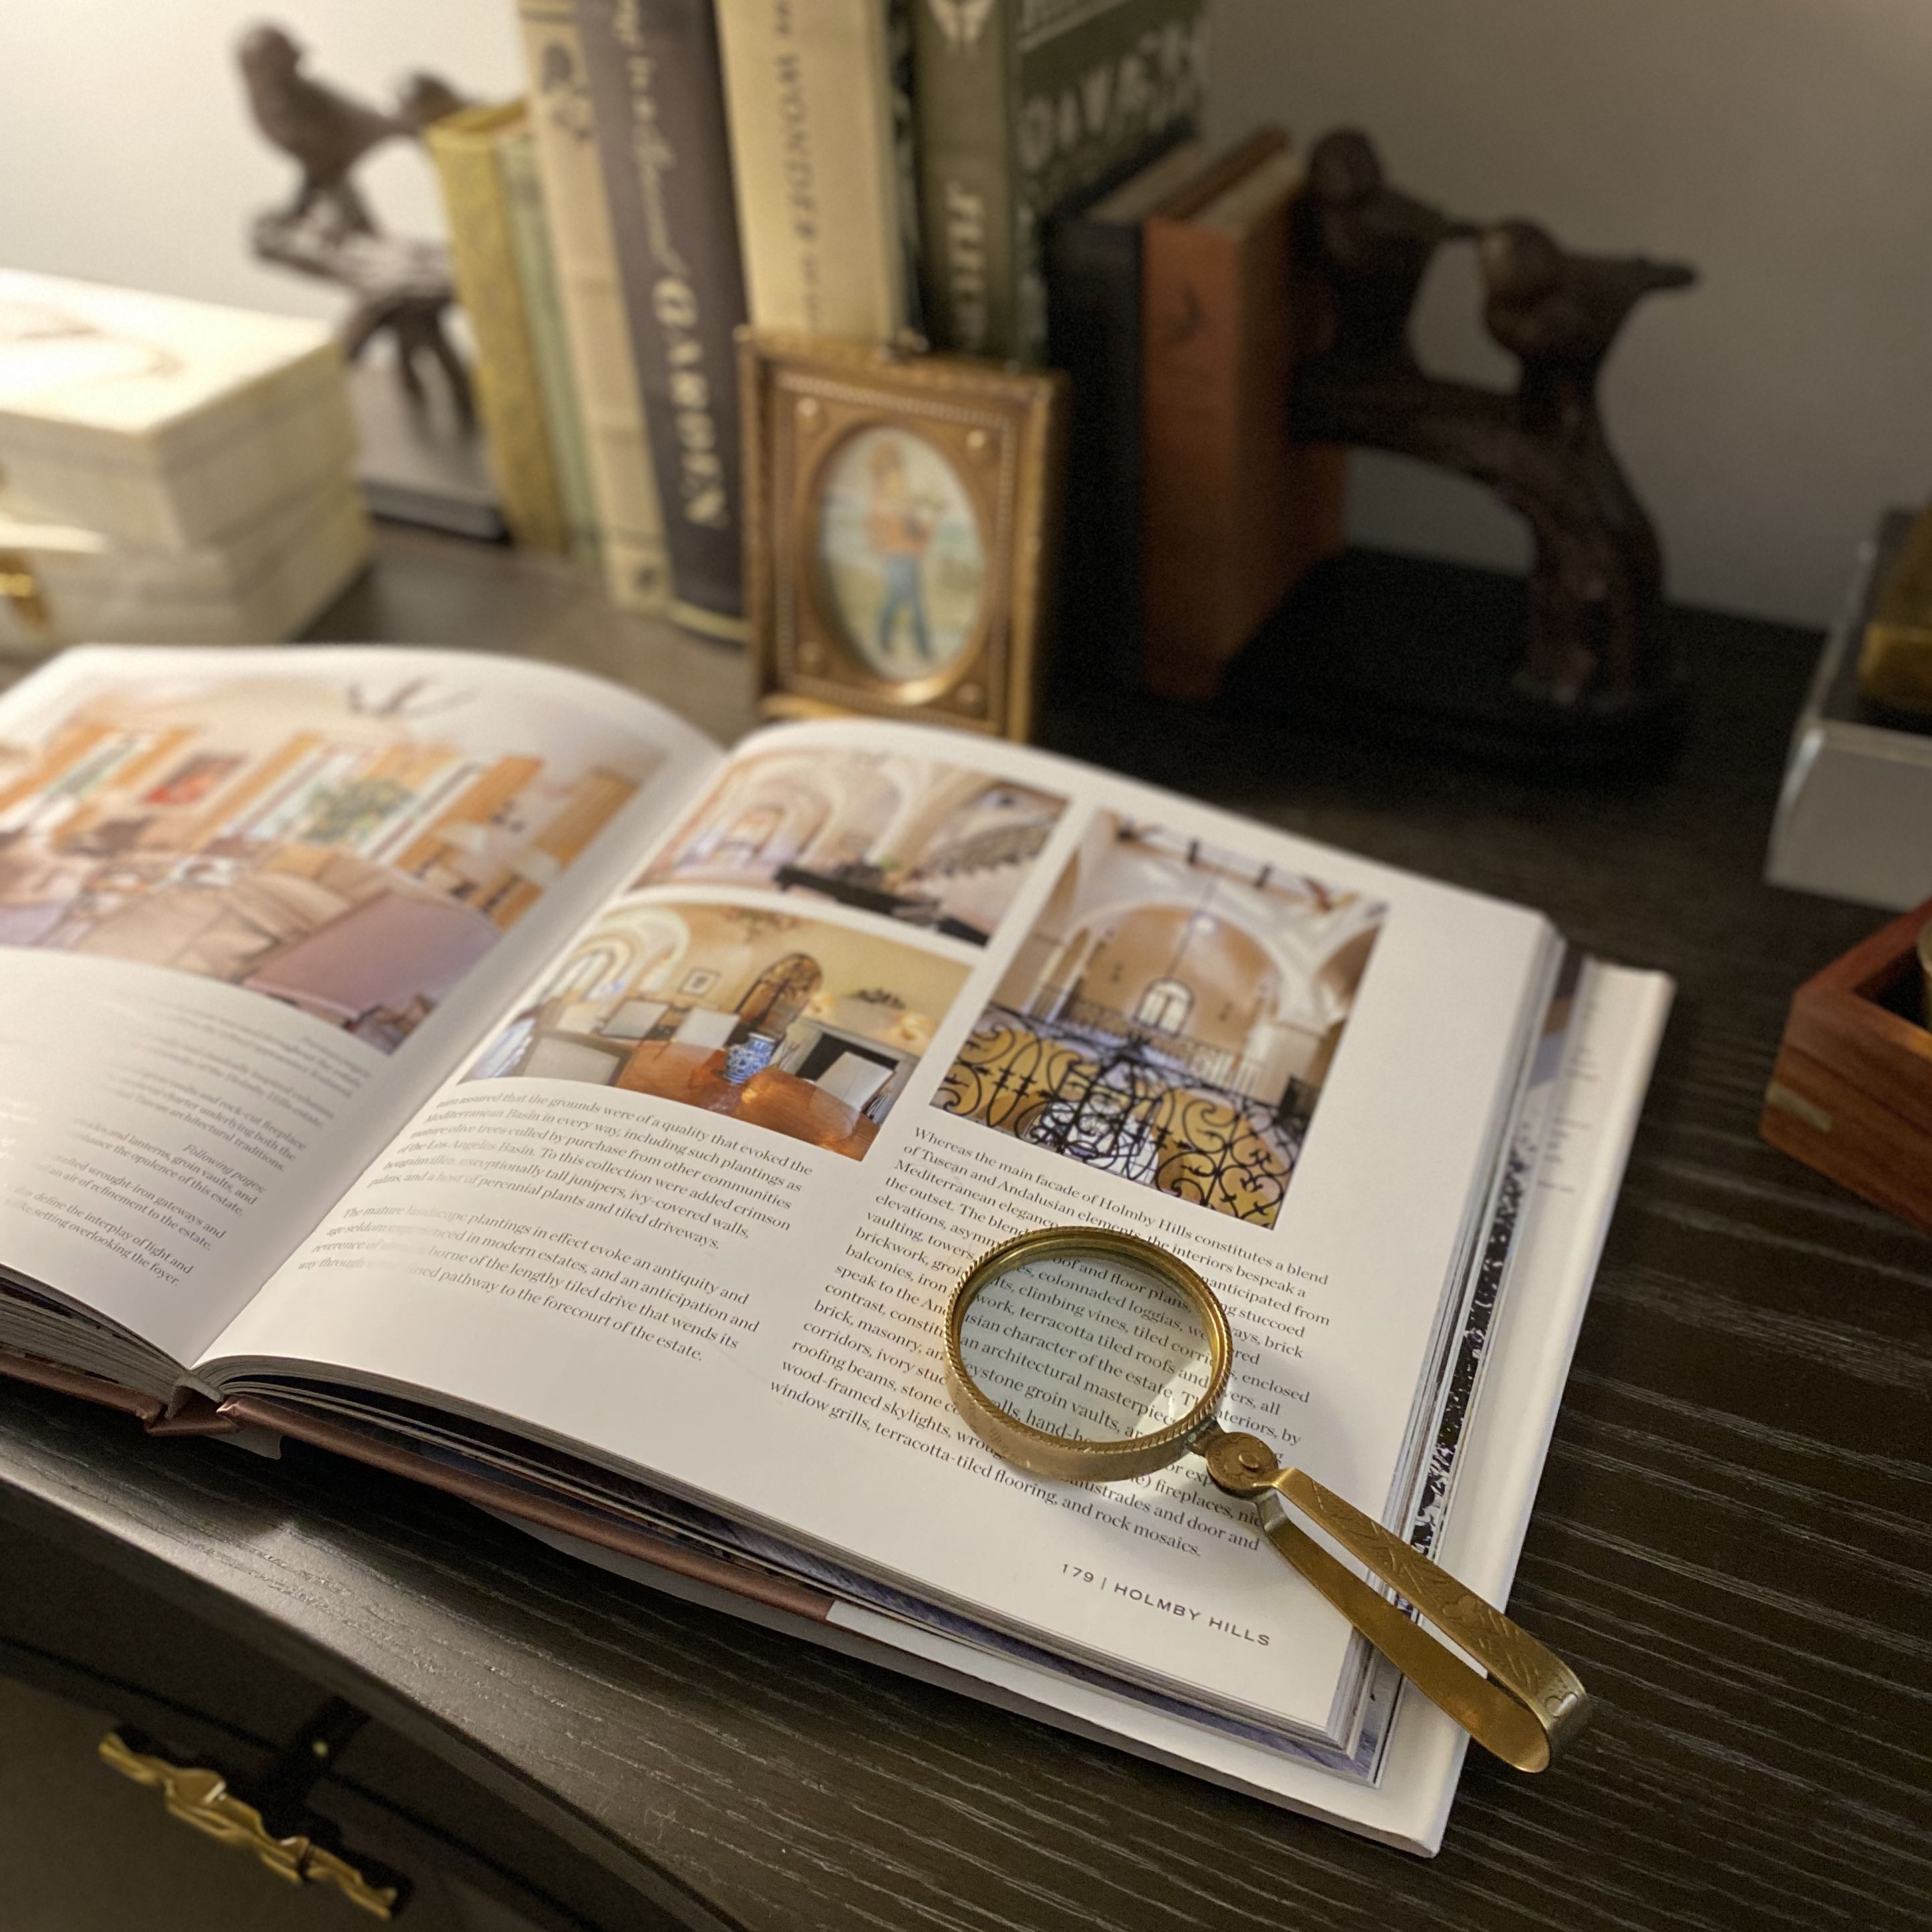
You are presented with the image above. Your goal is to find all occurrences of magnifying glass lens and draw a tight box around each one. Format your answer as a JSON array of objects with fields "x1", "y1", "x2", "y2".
[{"x1": 956, "y1": 1248, "x2": 1216, "y2": 1444}]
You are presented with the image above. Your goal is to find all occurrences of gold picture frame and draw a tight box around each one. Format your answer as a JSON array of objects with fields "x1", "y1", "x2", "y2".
[{"x1": 738, "y1": 329, "x2": 1066, "y2": 741}]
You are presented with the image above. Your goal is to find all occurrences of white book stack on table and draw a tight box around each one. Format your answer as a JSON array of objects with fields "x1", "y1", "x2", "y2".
[{"x1": 0, "y1": 269, "x2": 370, "y2": 652}]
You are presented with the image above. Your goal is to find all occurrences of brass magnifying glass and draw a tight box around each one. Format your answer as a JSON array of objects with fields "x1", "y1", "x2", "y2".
[{"x1": 944, "y1": 1226, "x2": 1591, "y2": 1772}]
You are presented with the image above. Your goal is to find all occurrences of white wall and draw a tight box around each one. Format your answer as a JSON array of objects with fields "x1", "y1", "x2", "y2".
[
  {"x1": 6, "y1": 1, "x2": 1928, "y2": 624},
  {"x1": 0, "y1": 2, "x2": 521, "y2": 321},
  {"x1": 1210, "y1": 0, "x2": 1932, "y2": 624}
]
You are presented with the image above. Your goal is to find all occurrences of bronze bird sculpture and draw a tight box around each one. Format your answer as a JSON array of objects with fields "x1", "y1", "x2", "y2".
[
  {"x1": 237, "y1": 26, "x2": 464, "y2": 235},
  {"x1": 1300, "y1": 128, "x2": 1476, "y2": 373}
]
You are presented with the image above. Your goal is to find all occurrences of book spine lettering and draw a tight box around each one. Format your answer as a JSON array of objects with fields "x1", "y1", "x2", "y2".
[
  {"x1": 575, "y1": 0, "x2": 750, "y2": 638},
  {"x1": 716, "y1": 0, "x2": 909, "y2": 340},
  {"x1": 428, "y1": 106, "x2": 571, "y2": 553},
  {"x1": 517, "y1": 0, "x2": 672, "y2": 611},
  {"x1": 911, "y1": 0, "x2": 1018, "y2": 358}
]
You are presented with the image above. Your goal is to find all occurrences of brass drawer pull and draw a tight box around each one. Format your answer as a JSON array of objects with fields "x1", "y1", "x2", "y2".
[{"x1": 98, "y1": 1730, "x2": 403, "y2": 1919}]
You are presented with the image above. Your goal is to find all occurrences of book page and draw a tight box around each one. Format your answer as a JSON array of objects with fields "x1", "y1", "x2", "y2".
[
  {"x1": 0, "y1": 646, "x2": 720, "y2": 1370},
  {"x1": 202, "y1": 714, "x2": 1556, "y2": 1736}
]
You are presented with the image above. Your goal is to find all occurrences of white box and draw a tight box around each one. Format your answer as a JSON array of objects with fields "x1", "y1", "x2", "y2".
[
  {"x1": 1766, "y1": 511, "x2": 1932, "y2": 912},
  {"x1": 0, "y1": 478, "x2": 370, "y2": 650},
  {"x1": 0, "y1": 270, "x2": 357, "y2": 552}
]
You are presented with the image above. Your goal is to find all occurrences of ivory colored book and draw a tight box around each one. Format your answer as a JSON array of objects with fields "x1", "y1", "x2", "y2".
[
  {"x1": 716, "y1": 0, "x2": 916, "y2": 339},
  {"x1": 516, "y1": 0, "x2": 672, "y2": 613},
  {"x1": 0, "y1": 643, "x2": 1669, "y2": 1854}
]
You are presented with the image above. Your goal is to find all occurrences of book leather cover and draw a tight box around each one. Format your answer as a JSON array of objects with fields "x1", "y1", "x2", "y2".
[{"x1": 1140, "y1": 139, "x2": 1346, "y2": 702}]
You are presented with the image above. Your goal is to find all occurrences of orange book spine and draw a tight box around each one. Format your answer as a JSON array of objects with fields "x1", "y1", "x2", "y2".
[{"x1": 1139, "y1": 184, "x2": 1342, "y2": 701}]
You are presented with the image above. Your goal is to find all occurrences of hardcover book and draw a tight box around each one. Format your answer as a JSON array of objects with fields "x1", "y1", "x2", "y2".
[
  {"x1": 716, "y1": 0, "x2": 917, "y2": 340},
  {"x1": 912, "y1": 0, "x2": 1210, "y2": 363},
  {"x1": 1140, "y1": 133, "x2": 1347, "y2": 700},
  {"x1": 428, "y1": 103, "x2": 573, "y2": 554},
  {"x1": 517, "y1": 0, "x2": 674, "y2": 614},
  {"x1": 0, "y1": 643, "x2": 1669, "y2": 1854},
  {"x1": 1043, "y1": 131, "x2": 1201, "y2": 690},
  {"x1": 501, "y1": 124, "x2": 603, "y2": 560},
  {"x1": 575, "y1": 0, "x2": 751, "y2": 639}
]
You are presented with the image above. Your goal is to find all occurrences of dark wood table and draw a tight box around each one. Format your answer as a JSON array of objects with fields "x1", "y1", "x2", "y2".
[{"x1": 2, "y1": 529, "x2": 1927, "y2": 1930}]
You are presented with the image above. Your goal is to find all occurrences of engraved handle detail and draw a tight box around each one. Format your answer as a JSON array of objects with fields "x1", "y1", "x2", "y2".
[{"x1": 1201, "y1": 1431, "x2": 1592, "y2": 1772}]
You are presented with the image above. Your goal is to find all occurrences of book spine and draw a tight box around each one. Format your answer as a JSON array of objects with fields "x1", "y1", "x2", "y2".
[
  {"x1": 910, "y1": 0, "x2": 1017, "y2": 358},
  {"x1": 427, "y1": 104, "x2": 571, "y2": 553},
  {"x1": 1139, "y1": 211, "x2": 1256, "y2": 700},
  {"x1": 517, "y1": 0, "x2": 672, "y2": 612},
  {"x1": 499, "y1": 127, "x2": 603, "y2": 559},
  {"x1": 575, "y1": 0, "x2": 750, "y2": 639},
  {"x1": 1043, "y1": 200, "x2": 1145, "y2": 688},
  {"x1": 1139, "y1": 183, "x2": 1345, "y2": 701},
  {"x1": 716, "y1": 0, "x2": 908, "y2": 340},
  {"x1": 916, "y1": 0, "x2": 1209, "y2": 365}
]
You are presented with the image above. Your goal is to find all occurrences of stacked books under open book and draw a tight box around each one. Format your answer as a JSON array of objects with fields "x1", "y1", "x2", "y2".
[{"x1": 0, "y1": 643, "x2": 1669, "y2": 1852}]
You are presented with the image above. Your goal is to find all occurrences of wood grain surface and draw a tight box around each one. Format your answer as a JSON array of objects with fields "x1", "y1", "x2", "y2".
[{"x1": 2, "y1": 531, "x2": 1928, "y2": 1931}]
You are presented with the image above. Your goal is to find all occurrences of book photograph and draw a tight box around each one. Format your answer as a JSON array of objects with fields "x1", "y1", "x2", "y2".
[
  {"x1": 638, "y1": 740, "x2": 1068, "y2": 944},
  {"x1": 466, "y1": 895, "x2": 973, "y2": 1158},
  {"x1": 934, "y1": 811, "x2": 1385, "y2": 1226},
  {"x1": 0, "y1": 665, "x2": 658, "y2": 1052}
]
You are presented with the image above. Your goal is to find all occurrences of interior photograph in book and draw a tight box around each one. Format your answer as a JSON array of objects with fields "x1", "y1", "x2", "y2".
[
  {"x1": 0, "y1": 670, "x2": 658, "y2": 1051},
  {"x1": 636, "y1": 743, "x2": 1068, "y2": 945},
  {"x1": 934, "y1": 814, "x2": 1387, "y2": 1226},
  {"x1": 466, "y1": 897, "x2": 973, "y2": 1159}
]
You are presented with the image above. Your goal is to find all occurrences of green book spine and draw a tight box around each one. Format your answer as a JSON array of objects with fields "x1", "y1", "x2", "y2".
[
  {"x1": 912, "y1": 0, "x2": 1210, "y2": 364},
  {"x1": 499, "y1": 127, "x2": 602, "y2": 561}
]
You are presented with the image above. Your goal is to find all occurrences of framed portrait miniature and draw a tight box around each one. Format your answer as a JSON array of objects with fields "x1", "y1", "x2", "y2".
[{"x1": 738, "y1": 329, "x2": 1066, "y2": 741}]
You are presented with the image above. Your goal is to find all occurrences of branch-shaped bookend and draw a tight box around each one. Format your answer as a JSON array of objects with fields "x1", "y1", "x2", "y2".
[{"x1": 1290, "y1": 130, "x2": 1695, "y2": 730}]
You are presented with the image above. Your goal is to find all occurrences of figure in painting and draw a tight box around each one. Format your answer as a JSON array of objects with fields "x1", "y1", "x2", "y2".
[{"x1": 864, "y1": 439, "x2": 938, "y2": 665}]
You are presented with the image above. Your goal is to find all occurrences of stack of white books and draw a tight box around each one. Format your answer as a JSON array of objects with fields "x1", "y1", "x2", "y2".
[{"x1": 0, "y1": 270, "x2": 370, "y2": 651}]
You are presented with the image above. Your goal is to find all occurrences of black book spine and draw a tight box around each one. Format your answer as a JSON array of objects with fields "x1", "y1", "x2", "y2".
[
  {"x1": 574, "y1": 0, "x2": 748, "y2": 638},
  {"x1": 1043, "y1": 133, "x2": 1189, "y2": 692}
]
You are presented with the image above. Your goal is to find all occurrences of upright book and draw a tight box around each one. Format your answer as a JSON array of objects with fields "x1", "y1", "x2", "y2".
[
  {"x1": 912, "y1": 0, "x2": 1210, "y2": 364},
  {"x1": 1043, "y1": 132, "x2": 1205, "y2": 689},
  {"x1": 0, "y1": 643, "x2": 1669, "y2": 1853},
  {"x1": 575, "y1": 0, "x2": 750, "y2": 639},
  {"x1": 517, "y1": 0, "x2": 673, "y2": 614},
  {"x1": 716, "y1": 0, "x2": 918, "y2": 340},
  {"x1": 428, "y1": 102, "x2": 573, "y2": 554},
  {"x1": 1141, "y1": 133, "x2": 1347, "y2": 700}
]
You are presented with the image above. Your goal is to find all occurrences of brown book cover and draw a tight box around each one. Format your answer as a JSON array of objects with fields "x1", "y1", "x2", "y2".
[{"x1": 1139, "y1": 133, "x2": 1346, "y2": 702}]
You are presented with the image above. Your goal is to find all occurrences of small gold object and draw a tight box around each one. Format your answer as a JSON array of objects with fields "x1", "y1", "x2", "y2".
[
  {"x1": 945, "y1": 1228, "x2": 1593, "y2": 1773},
  {"x1": 1858, "y1": 505, "x2": 1932, "y2": 714},
  {"x1": 98, "y1": 1732, "x2": 401, "y2": 1918},
  {"x1": 0, "y1": 553, "x2": 50, "y2": 634},
  {"x1": 738, "y1": 327, "x2": 1066, "y2": 742}
]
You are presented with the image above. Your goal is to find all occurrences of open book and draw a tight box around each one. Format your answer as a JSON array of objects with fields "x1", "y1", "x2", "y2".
[{"x1": 0, "y1": 645, "x2": 1670, "y2": 1854}]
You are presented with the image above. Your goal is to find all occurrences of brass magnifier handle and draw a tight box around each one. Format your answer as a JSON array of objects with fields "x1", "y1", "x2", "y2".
[{"x1": 1200, "y1": 1429, "x2": 1591, "y2": 1772}]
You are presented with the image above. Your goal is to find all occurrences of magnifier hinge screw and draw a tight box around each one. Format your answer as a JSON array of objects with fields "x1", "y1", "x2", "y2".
[{"x1": 1204, "y1": 1433, "x2": 1282, "y2": 1495}]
